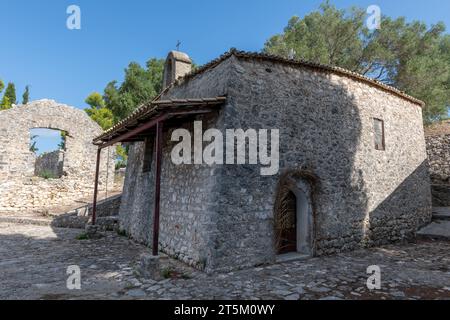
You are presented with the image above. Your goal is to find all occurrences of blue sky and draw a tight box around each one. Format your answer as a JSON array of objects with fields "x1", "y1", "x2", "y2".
[
  {"x1": 30, "y1": 128, "x2": 63, "y2": 155},
  {"x1": 1, "y1": 0, "x2": 449, "y2": 152}
]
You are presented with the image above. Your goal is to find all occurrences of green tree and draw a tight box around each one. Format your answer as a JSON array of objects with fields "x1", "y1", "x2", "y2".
[
  {"x1": 0, "y1": 96, "x2": 11, "y2": 110},
  {"x1": 3, "y1": 82, "x2": 17, "y2": 104},
  {"x1": 22, "y1": 85, "x2": 30, "y2": 104},
  {"x1": 1, "y1": 82, "x2": 16, "y2": 109},
  {"x1": 115, "y1": 145, "x2": 128, "y2": 169},
  {"x1": 264, "y1": 1, "x2": 450, "y2": 124},
  {"x1": 0, "y1": 79, "x2": 4, "y2": 94},
  {"x1": 103, "y1": 58, "x2": 164, "y2": 123},
  {"x1": 58, "y1": 131, "x2": 67, "y2": 150},
  {"x1": 85, "y1": 92, "x2": 114, "y2": 130},
  {"x1": 30, "y1": 134, "x2": 39, "y2": 153},
  {"x1": 85, "y1": 106, "x2": 114, "y2": 130},
  {"x1": 85, "y1": 92, "x2": 105, "y2": 109}
]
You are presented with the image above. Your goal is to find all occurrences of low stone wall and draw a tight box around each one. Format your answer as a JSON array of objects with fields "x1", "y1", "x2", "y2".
[
  {"x1": 52, "y1": 194, "x2": 122, "y2": 229},
  {"x1": 425, "y1": 132, "x2": 450, "y2": 206},
  {"x1": 34, "y1": 150, "x2": 64, "y2": 178},
  {"x1": 430, "y1": 185, "x2": 450, "y2": 206},
  {"x1": 426, "y1": 133, "x2": 450, "y2": 184},
  {"x1": 90, "y1": 194, "x2": 122, "y2": 218}
]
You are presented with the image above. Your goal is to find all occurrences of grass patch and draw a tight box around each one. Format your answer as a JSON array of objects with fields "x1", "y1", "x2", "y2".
[
  {"x1": 76, "y1": 232, "x2": 89, "y2": 240},
  {"x1": 38, "y1": 170, "x2": 59, "y2": 180},
  {"x1": 161, "y1": 267, "x2": 190, "y2": 279},
  {"x1": 161, "y1": 267, "x2": 173, "y2": 279},
  {"x1": 117, "y1": 229, "x2": 127, "y2": 237}
]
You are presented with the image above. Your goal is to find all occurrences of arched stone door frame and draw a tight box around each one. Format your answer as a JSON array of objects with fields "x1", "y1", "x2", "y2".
[{"x1": 274, "y1": 170, "x2": 318, "y2": 257}]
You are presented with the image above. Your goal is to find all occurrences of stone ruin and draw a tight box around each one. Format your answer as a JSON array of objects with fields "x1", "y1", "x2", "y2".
[
  {"x1": 0, "y1": 99, "x2": 115, "y2": 213},
  {"x1": 425, "y1": 120, "x2": 450, "y2": 206}
]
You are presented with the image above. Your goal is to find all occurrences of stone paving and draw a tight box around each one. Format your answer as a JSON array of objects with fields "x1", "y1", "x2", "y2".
[{"x1": 0, "y1": 221, "x2": 449, "y2": 300}]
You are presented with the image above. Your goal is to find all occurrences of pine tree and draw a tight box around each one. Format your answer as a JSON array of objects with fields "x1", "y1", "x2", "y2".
[
  {"x1": 1, "y1": 83, "x2": 17, "y2": 109},
  {"x1": 22, "y1": 85, "x2": 30, "y2": 105},
  {"x1": 0, "y1": 96, "x2": 11, "y2": 110}
]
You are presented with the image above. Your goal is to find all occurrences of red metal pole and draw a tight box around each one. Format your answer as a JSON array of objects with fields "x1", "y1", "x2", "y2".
[
  {"x1": 92, "y1": 148, "x2": 102, "y2": 225},
  {"x1": 152, "y1": 121, "x2": 164, "y2": 256}
]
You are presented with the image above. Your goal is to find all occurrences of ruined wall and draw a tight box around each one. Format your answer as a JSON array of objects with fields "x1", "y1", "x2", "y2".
[
  {"x1": 425, "y1": 131, "x2": 450, "y2": 205},
  {"x1": 120, "y1": 55, "x2": 431, "y2": 272},
  {"x1": 426, "y1": 133, "x2": 450, "y2": 184},
  {"x1": 34, "y1": 150, "x2": 64, "y2": 178},
  {"x1": 0, "y1": 100, "x2": 115, "y2": 213}
]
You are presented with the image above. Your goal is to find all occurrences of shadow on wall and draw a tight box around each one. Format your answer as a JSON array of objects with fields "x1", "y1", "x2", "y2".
[
  {"x1": 107, "y1": 56, "x2": 431, "y2": 273},
  {"x1": 210, "y1": 61, "x2": 371, "y2": 269},
  {"x1": 364, "y1": 160, "x2": 432, "y2": 246},
  {"x1": 210, "y1": 57, "x2": 430, "y2": 271}
]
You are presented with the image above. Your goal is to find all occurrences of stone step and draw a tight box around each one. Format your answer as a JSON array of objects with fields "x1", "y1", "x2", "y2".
[
  {"x1": 432, "y1": 207, "x2": 450, "y2": 221},
  {"x1": 0, "y1": 216, "x2": 52, "y2": 226},
  {"x1": 417, "y1": 220, "x2": 450, "y2": 240}
]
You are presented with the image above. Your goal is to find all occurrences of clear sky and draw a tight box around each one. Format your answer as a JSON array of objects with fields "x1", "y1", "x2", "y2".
[{"x1": 1, "y1": 0, "x2": 449, "y2": 152}]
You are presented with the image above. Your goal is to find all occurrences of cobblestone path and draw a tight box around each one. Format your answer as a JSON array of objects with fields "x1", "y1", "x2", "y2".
[{"x1": 0, "y1": 222, "x2": 449, "y2": 300}]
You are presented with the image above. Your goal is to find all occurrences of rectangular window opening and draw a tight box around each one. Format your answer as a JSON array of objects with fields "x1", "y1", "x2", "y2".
[
  {"x1": 143, "y1": 137, "x2": 154, "y2": 173},
  {"x1": 373, "y1": 118, "x2": 385, "y2": 151}
]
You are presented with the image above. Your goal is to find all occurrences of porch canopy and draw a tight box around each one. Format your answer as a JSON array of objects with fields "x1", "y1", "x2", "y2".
[{"x1": 91, "y1": 96, "x2": 227, "y2": 255}]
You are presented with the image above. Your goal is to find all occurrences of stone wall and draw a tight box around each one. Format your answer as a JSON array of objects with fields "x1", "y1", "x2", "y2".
[
  {"x1": 426, "y1": 133, "x2": 450, "y2": 184},
  {"x1": 119, "y1": 58, "x2": 233, "y2": 270},
  {"x1": 120, "y1": 54, "x2": 431, "y2": 272},
  {"x1": 0, "y1": 100, "x2": 115, "y2": 213},
  {"x1": 425, "y1": 131, "x2": 450, "y2": 205},
  {"x1": 34, "y1": 150, "x2": 64, "y2": 178},
  {"x1": 211, "y1": 57, "x2": 430, "y2": 271}
]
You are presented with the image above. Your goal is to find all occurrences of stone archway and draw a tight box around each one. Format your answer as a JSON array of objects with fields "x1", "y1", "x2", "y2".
[{"x1": 0, "y1": 100, "x2": 115, "y2": 213}]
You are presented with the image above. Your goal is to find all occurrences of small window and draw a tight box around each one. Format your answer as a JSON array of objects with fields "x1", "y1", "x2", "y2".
[
  {"x1": 142, "y1": 138, "x2": 153, "y2": 173},
  {"x1": 373, "y1": 118, "x2": 385, "y2": 151},
  {"x1": 30, "y1": 128, "x2": 67, "y2": 179}
]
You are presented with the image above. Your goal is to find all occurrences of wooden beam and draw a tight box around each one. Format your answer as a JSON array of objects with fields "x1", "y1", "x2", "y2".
[
  {"x1": 152, "y1": 121, "x2": 164, "y2": 256},
  {"x1": 91, "y1": 148, "x2": 101, "y2": 225}
]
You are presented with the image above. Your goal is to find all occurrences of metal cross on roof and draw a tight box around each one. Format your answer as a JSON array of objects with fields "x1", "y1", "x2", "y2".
[{"x1": 176, "y1": 40, "x2": 181, "y2": 51}]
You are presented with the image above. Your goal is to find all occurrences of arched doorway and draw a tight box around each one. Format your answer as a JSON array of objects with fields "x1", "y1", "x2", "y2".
[
  {"x1": 275, "y1": 190, "x2": 297, "y2": 254},
  {"x1": 275, "y1": 178, "x2": 313, "y2": 256}
]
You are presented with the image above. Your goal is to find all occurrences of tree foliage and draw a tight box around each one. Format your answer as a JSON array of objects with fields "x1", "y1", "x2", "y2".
[
  {"x1": 1, "y1": 82, "x2": 17, "y2": 110},
  {"x1": 29, "y1": 134, "x2": 39, "y2": 153},
  {"x1": 103, "y1": 58, "x2": 164, "y2": 123},
  {"x1": 264, "y1": 1, "x2": 450, "y2": 124},
  {"x1": 85, "y1": 92, "x2": 113, "y2": 130},
  {"x1": 85, "y1": 92, "x2": 105, "y2": 109},
  {"x1": 0, "y1": 96, "x2": 11, "y2": 110},
  {"x1": 22, "y1": 85, "x2": 30, "y2": 104},
  {"x1": 0, "y1": 79, "x2": 4, "y2": 94},
  {"x1": 85, "y1": 58, "x2": 165, "y2": 168}
]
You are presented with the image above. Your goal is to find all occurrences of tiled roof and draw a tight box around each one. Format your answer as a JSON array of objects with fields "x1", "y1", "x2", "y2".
[
  {"x1": 94, "y1": 48, "x2": 425, "y2": 143},
  {"x1": 164, "y1": 48, "x2": 424, "y2": 107},
  {"x1": 93, "y1": 97, "x2": 226, "y2": 143}
]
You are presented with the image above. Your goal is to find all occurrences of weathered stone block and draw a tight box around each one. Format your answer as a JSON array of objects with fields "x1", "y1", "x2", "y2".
[
  {"x1": 137, "y1": 253, "x2": 161, "y2": 279},
  {"x1": 85, "y1": 224, "x2": 103, "y2": 239}
]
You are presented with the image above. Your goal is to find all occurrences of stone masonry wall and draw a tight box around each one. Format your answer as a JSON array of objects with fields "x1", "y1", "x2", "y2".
[
  {"x1": 426, "y1": 134, "x2": 450, "y2": 184},
  {"x1": 34, "y1": 150, "x2": 64, "y2": 178},
  {"x1": 119, "y1": 58, "x2": 233, "y2": 270},
  {"x1": 425, "y1": 133, "x2": 450, "y2": 205},
  {"x1": 208, "y1": 57, "x2": 431, "y2": 271},
  {"x1": 0, "y1": 100, "x2": 115, "y2": 213},
  {"x1": 120, "y1": 55, "x2": 431, "y2": 272}
]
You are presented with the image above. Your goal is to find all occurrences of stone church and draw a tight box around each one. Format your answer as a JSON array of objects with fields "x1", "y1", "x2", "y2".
[{"x1": 93, "y1": 49, "x2": 432, "y2": 272}]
